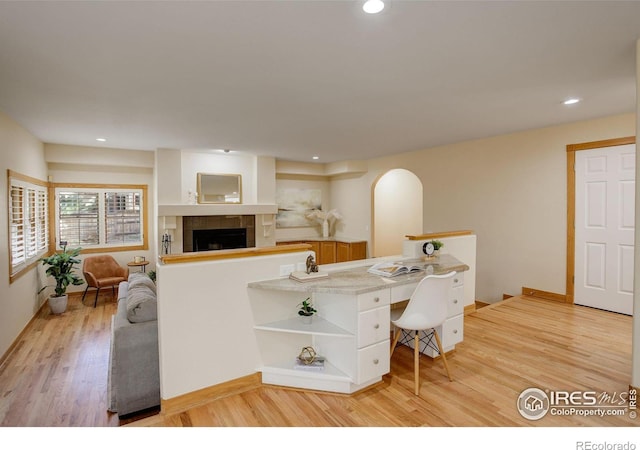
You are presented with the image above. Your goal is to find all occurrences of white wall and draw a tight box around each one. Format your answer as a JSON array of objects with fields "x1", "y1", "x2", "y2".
[
  {"x1": 156, "y1": 250, "x2": 313, "y2": 399},
  {"x1": 631, "y1": 39, "x2": 640, "y2": 389},
  {"x1": 0, "y1": 111, "x2": 47, "y2": 358},
  {"x1": 331, "y1": 113, "x2": 636, "y2": 303}
]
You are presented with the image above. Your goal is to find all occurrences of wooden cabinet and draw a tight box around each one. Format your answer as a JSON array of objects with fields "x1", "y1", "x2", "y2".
[{"x1": 278, "y1": 239, "x2": 367, "y2": 264}]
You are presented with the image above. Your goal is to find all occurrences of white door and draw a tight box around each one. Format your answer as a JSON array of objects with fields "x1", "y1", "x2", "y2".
[{"x1": 574, "y1": 144, "x2": 635, "y2": 315}]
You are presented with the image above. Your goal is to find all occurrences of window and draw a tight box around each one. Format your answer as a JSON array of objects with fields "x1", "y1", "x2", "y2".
[
  {"x1": 54, "y1": 184, "x2": 147, "y2": 251},
  {"x1": 8, "y1": 170, "x2": 49, "y2": 281}
]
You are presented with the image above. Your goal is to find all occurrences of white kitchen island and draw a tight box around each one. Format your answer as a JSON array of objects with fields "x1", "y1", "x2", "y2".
[{"x1": 248, "y1": 254, "x2": 469, "y2": 394}]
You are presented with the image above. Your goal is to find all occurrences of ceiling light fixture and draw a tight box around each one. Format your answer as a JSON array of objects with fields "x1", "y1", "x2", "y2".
[
  {"x1": 363, "y1": 0, "x2": 385, "y2": 14},
  {"x1": 312, "y1": 156, "x2": 319, "y2": 160},
  {"x1": 96, "y1": 138, "x2": 106, "y2": 142},
  {"x1": 563, "y1": 98, "x2": 580, "y2": 105}
]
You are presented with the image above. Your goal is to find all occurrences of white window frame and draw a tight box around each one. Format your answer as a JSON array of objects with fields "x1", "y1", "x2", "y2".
[
  {"x1": 8, "y1": 170, "x2": 49, "y2": 282},
  {"x1": 54, "y1": 184, "x2": 147, "y2": 251}
]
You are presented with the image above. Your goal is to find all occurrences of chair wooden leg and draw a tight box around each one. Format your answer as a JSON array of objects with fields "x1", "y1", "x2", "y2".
[
  {"x1": 390, "y1": 326, "x2": 402, "y2": 356},
  {"x1": 433, "y1": 329, "x2": 453, "y2": 382},
  {"x1": 414, "y1": 331, "x2": 420, "y2": 395}
]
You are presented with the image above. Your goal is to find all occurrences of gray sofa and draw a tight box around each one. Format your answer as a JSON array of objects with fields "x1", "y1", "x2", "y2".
[{"x1": 107, "y1": 272, "x2": 160, "y2": 417}]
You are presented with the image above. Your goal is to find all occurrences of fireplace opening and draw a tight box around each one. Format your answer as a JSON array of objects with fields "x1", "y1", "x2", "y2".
[{"x1": 193, "y1": 228, "x2": 247, "y2": 252}]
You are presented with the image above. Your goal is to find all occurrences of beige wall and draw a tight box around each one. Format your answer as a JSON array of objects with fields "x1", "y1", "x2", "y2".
[
  {"x1": 331, "y1": 112, "x2": 636, "y2": 302},
  {"x1": 0, "y1": 111, "x2": 47, "y2": 358},
  {"x1": 45, "y1": 144, "x2": 157, "y2": 293}
]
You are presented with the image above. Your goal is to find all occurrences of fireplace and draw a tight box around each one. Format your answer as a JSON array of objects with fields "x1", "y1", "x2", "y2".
[
  {"x1": 182, "y1": 215, "x2": 255, "y2": 252},
  {"x1": 193, "y1": 228, "x2": 247, "y2": 251}
]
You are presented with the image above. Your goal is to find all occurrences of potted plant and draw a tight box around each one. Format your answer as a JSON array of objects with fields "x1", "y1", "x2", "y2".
[
  {"x1": 38, "y1": 243, "x2": 84, "y2": 314},
  {"x1": 298, "y1": 297, "x2": 317, "y2": 324},
  {"x1": 431, "y1": 240, "x2": 444, "y2": 255}
]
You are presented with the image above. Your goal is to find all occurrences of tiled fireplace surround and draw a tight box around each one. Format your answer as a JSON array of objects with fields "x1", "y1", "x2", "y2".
[{"x1": 182, "y1": 215, "x2": 256, "y2": 252}]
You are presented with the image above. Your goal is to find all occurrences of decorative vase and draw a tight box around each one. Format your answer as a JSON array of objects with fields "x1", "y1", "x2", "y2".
[
  {"x1": 48, "y1": 294, "x2": 68, "y2": 315},
  {"x1": 300, "y1": 314, "x2": 313, "y2": 324},
  {"x1": 322, "y1": 220, "x2": 329, "y2": 238}
]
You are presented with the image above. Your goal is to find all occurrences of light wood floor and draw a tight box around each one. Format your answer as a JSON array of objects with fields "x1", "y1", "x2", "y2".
[{"x1": 0, "y1": 292, "x2": 635, "y2": 427}]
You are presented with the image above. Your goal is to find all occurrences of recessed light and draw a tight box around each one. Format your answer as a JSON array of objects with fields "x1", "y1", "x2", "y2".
[
  {"x1": 96, "y1": 138, "x2": 107, "y2": 142},
  {"x1": 563, "y1": 98, "x2": 580, "y2": 105},
  {"x1": 363, "y1": 0, "x2": 385, "y2": 14},
  {"x1": 312, "y1": 156, "x2": 319, "y2": 160}
]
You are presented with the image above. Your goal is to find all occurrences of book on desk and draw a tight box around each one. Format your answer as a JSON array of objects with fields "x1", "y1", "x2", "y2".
[{"x1": 367, "y1": 261, "x2": 424, "y2": 277}]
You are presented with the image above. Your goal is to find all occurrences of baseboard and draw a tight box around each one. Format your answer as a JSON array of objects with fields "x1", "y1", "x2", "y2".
[
  {"x1": 521, "y1": 286, "x2": 567, "y2": 303},
  {"x1": 503, "y1": 294, "x2": 514, "y2": 300},
  {"x1": 159, "y1": 373, "x2": 261, "y2": 416},
  {"x1": 464, "y1": 304, "x2": 476, "y2": 315}
]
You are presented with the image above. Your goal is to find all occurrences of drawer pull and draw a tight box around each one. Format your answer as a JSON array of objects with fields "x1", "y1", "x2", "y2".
[
  {"x1": 454, "y1": 278, "x2": 459, "y2": 283},
  {"x1": 374, "y1": 297, "x2": 380, "y2": 303},
  {"x1": 374, "y1": 323, "x2": 380, "y2": 329},
  {"x1": 453, "y1": 299, "x2": 458, "y2": 304},
  {"x1": 373, "y1": 359, "x2": 379, "y2": 365},
  {"x1": 453, "y1": 329, "x2": 458, "y2": 334}
]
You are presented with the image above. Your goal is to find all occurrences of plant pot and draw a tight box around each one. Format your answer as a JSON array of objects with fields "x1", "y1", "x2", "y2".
[
  {"x1": 300, "y1": 314, "x2": 313, "y2": 324},
  {"x1": 48, "y1": 294, "x2": 68, "y2": 315}
]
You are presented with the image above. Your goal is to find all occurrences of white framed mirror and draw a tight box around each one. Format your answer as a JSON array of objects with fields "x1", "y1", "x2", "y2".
[{"x1": 197, "y1": 173, "x2": 242, "y2": 204}]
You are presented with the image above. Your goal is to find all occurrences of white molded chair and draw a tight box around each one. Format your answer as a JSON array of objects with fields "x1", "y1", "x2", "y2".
[{"x1": 390, "y1": 271, "x2": 456, "y2": 395}]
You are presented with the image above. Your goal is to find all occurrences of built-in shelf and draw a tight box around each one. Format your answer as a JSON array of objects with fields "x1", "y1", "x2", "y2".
[
  {"x1": 158, "y1": 203, "x2": 278, "y2": 216},
  {"x1": 261, "y1": 359, "x2": 350, "y2": 381},
  {"x1": 254, "y1": 316, "x2": 354, "y2": 338}
]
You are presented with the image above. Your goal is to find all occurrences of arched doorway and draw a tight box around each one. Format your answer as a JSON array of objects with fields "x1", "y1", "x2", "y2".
[{"x1": 372, "y1": 169, "x2": 423, "y2": 257}]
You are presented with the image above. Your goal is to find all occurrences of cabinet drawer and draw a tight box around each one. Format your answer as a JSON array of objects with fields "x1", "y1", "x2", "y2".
[
  {"x1": 452, "y1": 272, "x2": 464, "y2": 288},
  {"x1": 441, "y1": 314, "x2": 464, "y2": 347},
  {"x1": 358, "y1": 307, "x2": 390, "y2": 348},
  {"x1": 447, "y1": 285, "x2": 464, "y2": 317},
  {"x1": 357, "y1": 289, "x2": 390, "y2": 312},
  {"x1": 357, "y1": 340, "x2": 390, "y2": 384},
  {"x1": 390, "y1": 282, "x2": 418, "y2": 304}
]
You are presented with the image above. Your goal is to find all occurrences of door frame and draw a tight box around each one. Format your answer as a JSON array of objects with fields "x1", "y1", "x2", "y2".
[{"x1": 566, "y1": 136, "x2": 636, "y2": 304}]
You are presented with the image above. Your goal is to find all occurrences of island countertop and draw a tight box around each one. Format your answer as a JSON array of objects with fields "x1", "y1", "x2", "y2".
[{"x1": 247, "y1": 253, "x2": 469, "y2": 295}]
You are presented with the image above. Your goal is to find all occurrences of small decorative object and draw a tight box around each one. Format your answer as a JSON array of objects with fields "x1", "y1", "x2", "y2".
[
  {"x1": 305, "y1": 209, "x2": 342, "y2": 238},
  {"x1": 38, "y1": 242, "x2": 84, "y2": 315},
  {"x1": 298, "y1": 297, "x2": 317, "y2": 324},
  {"x1": 423, "y1": 240, "x2": 444, "y2": 258},
  {"x1": 305, "y1": 254, "x2": 319, "y2": 274},
  {"x1": 298, "y1": 346, "x2": 318, "y2": 364},
  {"x1": 295, "y1": 346, "x2": 325, "y2": 371},
  {"x1": 134, "y1": 255, "x2": 145, "y2": 263}
]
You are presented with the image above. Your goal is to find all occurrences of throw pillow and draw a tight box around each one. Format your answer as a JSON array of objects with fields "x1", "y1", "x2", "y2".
[
  {"x1": 126, "y1": 284, "x2": 157, "y2": 323},
  {"x1": 128, "y1": 272, "x2": 156, "y2": 294}
]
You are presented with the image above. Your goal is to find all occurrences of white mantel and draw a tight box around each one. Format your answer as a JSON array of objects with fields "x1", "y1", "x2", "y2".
[{"x1": 158, "y1": 203, "x2": 278, "y2": 216}]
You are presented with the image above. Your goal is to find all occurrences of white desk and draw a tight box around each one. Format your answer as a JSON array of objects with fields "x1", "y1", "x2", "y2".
[{"x1": 248, "y1": 254, "x2": 469, "y2": 394}]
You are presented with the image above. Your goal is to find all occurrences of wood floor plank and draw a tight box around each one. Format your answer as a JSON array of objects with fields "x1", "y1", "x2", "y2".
[{"x1": 0, "y1": 294, "x2": 635, "y2": 427}]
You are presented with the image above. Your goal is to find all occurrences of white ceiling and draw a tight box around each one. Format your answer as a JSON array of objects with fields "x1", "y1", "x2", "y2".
[{"x1": 0, "y1": 1, "x2": 639, "y2": 163}]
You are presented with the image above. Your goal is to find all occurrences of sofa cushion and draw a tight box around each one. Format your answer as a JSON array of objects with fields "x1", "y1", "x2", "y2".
[
  {"x1": 126, "y1": 284, "x2": 157, "y2": 323},
  {"x1": 128, "y1": 272, "x2": 156, "y2": 294}
]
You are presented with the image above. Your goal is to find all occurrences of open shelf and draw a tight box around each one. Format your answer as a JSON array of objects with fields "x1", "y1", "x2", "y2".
[
  {"x1": 254, "y1": 316, "x2": 354, "y2": 338},
  {"x1": 260, "y1": 358, "x2": 355, "y2": 393}
]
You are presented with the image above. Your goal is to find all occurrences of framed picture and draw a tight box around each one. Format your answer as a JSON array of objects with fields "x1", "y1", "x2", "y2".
[{"x1": 276, "y1": 189, "x2": 321, "y2": 228}]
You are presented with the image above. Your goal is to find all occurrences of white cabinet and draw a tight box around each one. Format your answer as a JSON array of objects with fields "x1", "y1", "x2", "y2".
[{"x1": 254, "y1": 288, "x2": 391, "y2": 394}]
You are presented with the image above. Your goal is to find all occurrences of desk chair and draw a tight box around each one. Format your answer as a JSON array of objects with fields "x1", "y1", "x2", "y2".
[
  {"x1": 390, "y1": 271, "x2": 456, "y2": 395},
  {"x1": 81, "y1": 255, "x2": 129, "y2": 307}
]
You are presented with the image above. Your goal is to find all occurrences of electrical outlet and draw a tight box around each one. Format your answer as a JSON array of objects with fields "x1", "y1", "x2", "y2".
[{"x1": 279, "y1": 264, "x2": 295, "y2": 277}]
